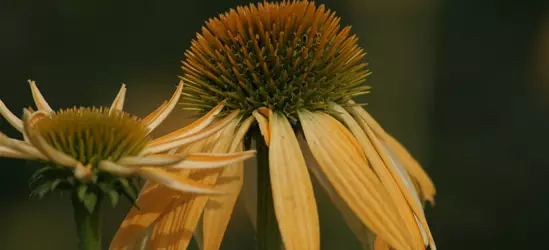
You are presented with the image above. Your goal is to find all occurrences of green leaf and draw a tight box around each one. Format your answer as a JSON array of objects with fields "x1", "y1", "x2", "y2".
[
  {"x1": 77, "y1": 185, "x2": 88, "y2": 201},
  {"x1": 82, "y1": 192, "x2": 98, "y2": 214},
  {"x1": 108, "y1": 190, "x2": 119, "y2": 207}
]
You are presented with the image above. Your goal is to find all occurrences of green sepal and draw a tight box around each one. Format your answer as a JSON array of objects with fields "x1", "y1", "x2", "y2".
[
  {"x1": 77, "y1": 185, "x2": 88, "y2": 201},
  {"x1": 82, "y1": 192, "x2": 98, "y2": 214}
]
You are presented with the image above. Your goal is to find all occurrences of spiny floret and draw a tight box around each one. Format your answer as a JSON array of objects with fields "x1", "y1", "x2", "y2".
[
  {"x1": 181, "y1": 0, "x2": 371, "y2": 122},
  {"x1": 32, "y1": 107, "x2": 151, "y2": 167}
]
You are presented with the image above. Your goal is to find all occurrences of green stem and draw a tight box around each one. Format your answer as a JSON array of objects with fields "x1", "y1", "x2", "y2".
[
  {"x1": 252, "y1": 129, "x2": 283, "y2": 250},
  {"x1": 71, "y1": 193, "x2": 102, "y2": 250}
]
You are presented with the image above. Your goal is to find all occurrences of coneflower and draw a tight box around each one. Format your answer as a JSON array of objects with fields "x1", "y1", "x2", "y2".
[
  {"x1": 112, "y1": 1, "x2": 436, "y2": 250},
  {"x1": 0, "y1": 81, "x2": 255, "y2": 250}
]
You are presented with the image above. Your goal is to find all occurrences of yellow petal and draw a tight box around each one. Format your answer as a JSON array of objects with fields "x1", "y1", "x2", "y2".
[
  {"x1": 347, "y1": 103, "x2": 436, "y2": 205},
  {"x1": 146, "y1": 81, "x2": 184, "y2": 132},
  {"x1": 28, "y1": 80, "x2": 53, "y2": 112},
  {"x1": 374, "y1": 237, "x2": 392, "y2": 250},
  {"x1": 117, "y1": 154, "x2": 185, "y2": 166},
  {"x1": 301, "y1": 138, "x2": 375, "y2": 250},
  {"x1": 0, "y1": 99, "x2": 23, "y2": 132},
  {"x1": 150, "y1": 103, "x2": 225, "y2": 145},
  {"x1": 22, "y1": 110, "x2": 78, "y2": 166},
  {"x1": 171, "y1": 151, "x2": 255, "y2": 169},
  {"x1": 200, "y1": 116, "x2": 254, "y2": 249},
  {"x1": 298, "y1": 110, "x2": 412, "y2": 250},
  {"x1": 98, "y1": 160, "x2": 136, "y2": 176},
  {"x1": 110, "y1": 84, "x2": 126, "y2": 112},
  {"x1": 269, "y1": 112, "x2": 319, "y2": 250},
  {"x1": 142, "y1": 101, "x2": 167, "y2": 124},
  {"x1": 330, "y1": 103, "x2": 425, "y2": 249},
  {"x1": 109, "y1": 183, "x2": 181, "y2": 250},
  {"x1": 137, "y1": 167, "x2": 220, "y2": 194},
  {"x1": 142, "y1": 111, "x2": 240, "y2": 155},
  {"x1": 0, "y1": 145, "x2": 33, "y2": 159},
  {"x1": 252, "y1": 109, "x2": 270, "y2": 146}
]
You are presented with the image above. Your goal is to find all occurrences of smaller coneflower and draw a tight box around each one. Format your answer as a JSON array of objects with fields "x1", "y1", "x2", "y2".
[{"x1": 0, "y1": 80, "x2": 255, "y2": 250}]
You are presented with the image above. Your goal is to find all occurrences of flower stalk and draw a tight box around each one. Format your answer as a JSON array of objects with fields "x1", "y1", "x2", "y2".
[
  {"x1": 72, "y1": 192, "x2": 103, "y2": 250},
  {"x1": 253, "y1": 128, "x2": 282, "y2": 250}
]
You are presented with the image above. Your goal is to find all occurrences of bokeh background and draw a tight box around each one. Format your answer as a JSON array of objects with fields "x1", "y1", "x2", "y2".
[{"x1": 1, "y1": 0, "x2": 548, "y2": 249}]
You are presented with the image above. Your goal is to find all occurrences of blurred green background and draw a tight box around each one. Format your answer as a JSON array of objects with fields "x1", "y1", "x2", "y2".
[{"x1": 1, "y1": 0, "x2": 548, "y2": 249}]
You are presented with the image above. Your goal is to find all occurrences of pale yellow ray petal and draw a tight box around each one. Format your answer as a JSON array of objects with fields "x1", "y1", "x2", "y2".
[
  {"x1": 300, "y1": 137, "x2": 375, "y2": 250},
  {"x1": 0, "y1": 145, "x2": 33, "y2": 159},
  {"x1": 0, "y1": 132, "x2": 45, "y2": 160},
  {"x1": 150, "y1": 103, "x2": 225, "y2": 145},
  {"x1": 98, "y1": 160, "x2": 136, "y2": 176},
  {"x1": 269, "y1": 112, "x2": 319, "y2": 250},
  {"x1": 22, "y1": 109, "x2": 79, "y2": 166},
  {"x1": 0, "y1": 99, "x2": 23, "y2": 132},
  {"x1": 110, "y1": 84, "x2": 127, "y2": 112},
  {"x1": 252, "y1": 110, "x2": 270, "y2": 146},
  {"x1": 347, "y1": 103, "x2": 436, "y2": 205},
  {"x1": 109, "y1": 184, "x2": 181, "y2": 250},
  {"x1": 298, "y1": 110, "x2": 412, "y2": 250},
  {"x1": 28, "y1": 80, "x2": 53, "y2": 112},
  {"x1": 374, "y1": 237, "x2": 392, "y2": 250},
  {"x1": 330, "y1": 103, "x2": 425, "y2": 250},
  {"x1": 137, "y1": 167, "x2": 220, "y2": 194},
  {"x1": 202, "y1": 156, "x2": 244, "y2": 250},
  {"x1": 142, "y1": 101, "x2": 167, "y2": 124},
  {"x1": 117, "y1": 154, "x2": 185, "y2": 166},
  {"x1": 146, "y1": 81, "x2": 184, "y2": 132},
  {"x1": 201, "y1": 116, "x2": 255, "y2": 248},
  {"x1": 170, "y1": 151, "x2": 255, "y2": 169},
  {"x1": 142, "y1": 111, "x2": 240, "y2": 155}
]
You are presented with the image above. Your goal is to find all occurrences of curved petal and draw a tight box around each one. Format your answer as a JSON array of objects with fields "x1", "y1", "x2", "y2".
[
  {"x1": 149, "y1": 103, "x2": 225, "y2": 145},
  {"x1": 22, "y1": 110, "x2": 79, "y2": 167},
  {"x1": 347, "y1": 103, "x2": 436, "y2": 205},
  {"x1": 0, "y1": 131, "x2": 46, "y2": 160},
  {"x1": 146, "y1": 81, "x2": 184, "y2": 132},
  {"x1": 170, "y1": 151, "x2": 255, "y2": 169},
  {"x1": 269, "y1": 112, "x2": 320, "y2": 250},
  {"x1": 201, "y1": 116, "x2": 255, "y2": 249},
  {"x1": 142, "y1": 111, "x2": 240, "y2": 155},
  {"x1": 252, "y1": 109, "x2": 270, "y2": 146},
  {"x1": 137, "y1": 167, "x2": 220, "y2": 194},
  {"x1": 117, "y1": 154, "x2": 185, "y2": 166},
  {"x1": 28, "y1": 80, "x2": 53, "y2": 112},
  {"x1": 110, "y1": 84, "x2": 126, "y2": 112},
  {"x1": 298, "y1": 110, "x2": 412, "y2": 250},
  {"x1": 0, "y1": 145, "x2": 33, "y2": 159},
  {"x1": 98, "y1": 160, "x2": 137, "y2": 176},
  {"x1": 0, "y1": 99, "x2": 23, "y2": 132},
  {"x1": 330, "y1": 103, "x2": 426, "y2": 249}
]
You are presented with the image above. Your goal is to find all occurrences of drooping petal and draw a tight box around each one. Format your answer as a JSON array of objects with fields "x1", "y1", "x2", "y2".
[
  {"x1": 269, "y1": 112, "x2": 320, "y2": 250},
  {"x1": 300, "y1": 138, "x2": 375, "y2": 250},
  {"x1": 0, "y1": 145, "x2": 33, "y2": 159},
  {"x1": 347, "y1": 103, "x2": 436, "y2": 205},
  {"x1": 298, "y1": 110, "x2": 412, "y2": 250},
  {"x1": 252, "y1": 109, "x2": 270, "y2": 146},
  {"x1": 110, "y1": 183, "x2": 181, "y2": 249},
  {"x1": 146, "y1": 81, "x2": 184, "y2": 132},
  {"x1": 170, "y1": 151, "x2": 255, "y2": 169},
  {"x1": 0, "y1": 99, "x2": 23, "y2": 132},
  {"x1": 110, "y1": 84, "x2": 126, "y2": 112},
  {"x1": 201, "y1": 116, "x2": 255, "y2": 249},
  {"x1": 28, "y1": 80, "x2": 53, "y2": 112},
  {"x1": 330, "y1": 103, "x2": 426, "y2": 249},
  {"x1": 374, "y1": 237, "x2": 392, "y2": 250},
  {"x1": 137, "y1": 167, "x2": 220, "y2": 194},
  {"x1": 0, "y1": 131, "x2": 46, "y2": 161},
  {"x1": 142, "y1": 111, "x2": 240, "y2": 155},
  {"x1": 117, "y1": 154, "x2": 185, "y2": 166},
  {"x1": 149, "y1": 103, "x2": 225, "y2": 145},
  {"x1": 22, "y1": 110, "x2": 79, "y2": 167},
  {"x1": 98, "y1": 160, "x2": 137, "y2": 176}
]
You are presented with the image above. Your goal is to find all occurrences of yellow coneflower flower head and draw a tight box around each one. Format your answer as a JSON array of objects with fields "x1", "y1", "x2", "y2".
[
  {"x1": 0, "y1": 80, "x2": 254, "y2": 222},
  {"x1": 113, "y1": 1, "x2": 436, "y2": 250}
]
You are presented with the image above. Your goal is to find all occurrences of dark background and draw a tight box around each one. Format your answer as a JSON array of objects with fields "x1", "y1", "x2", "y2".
[{"x1": 1, "y1": 0, "x2": 548, "y2": 249}]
